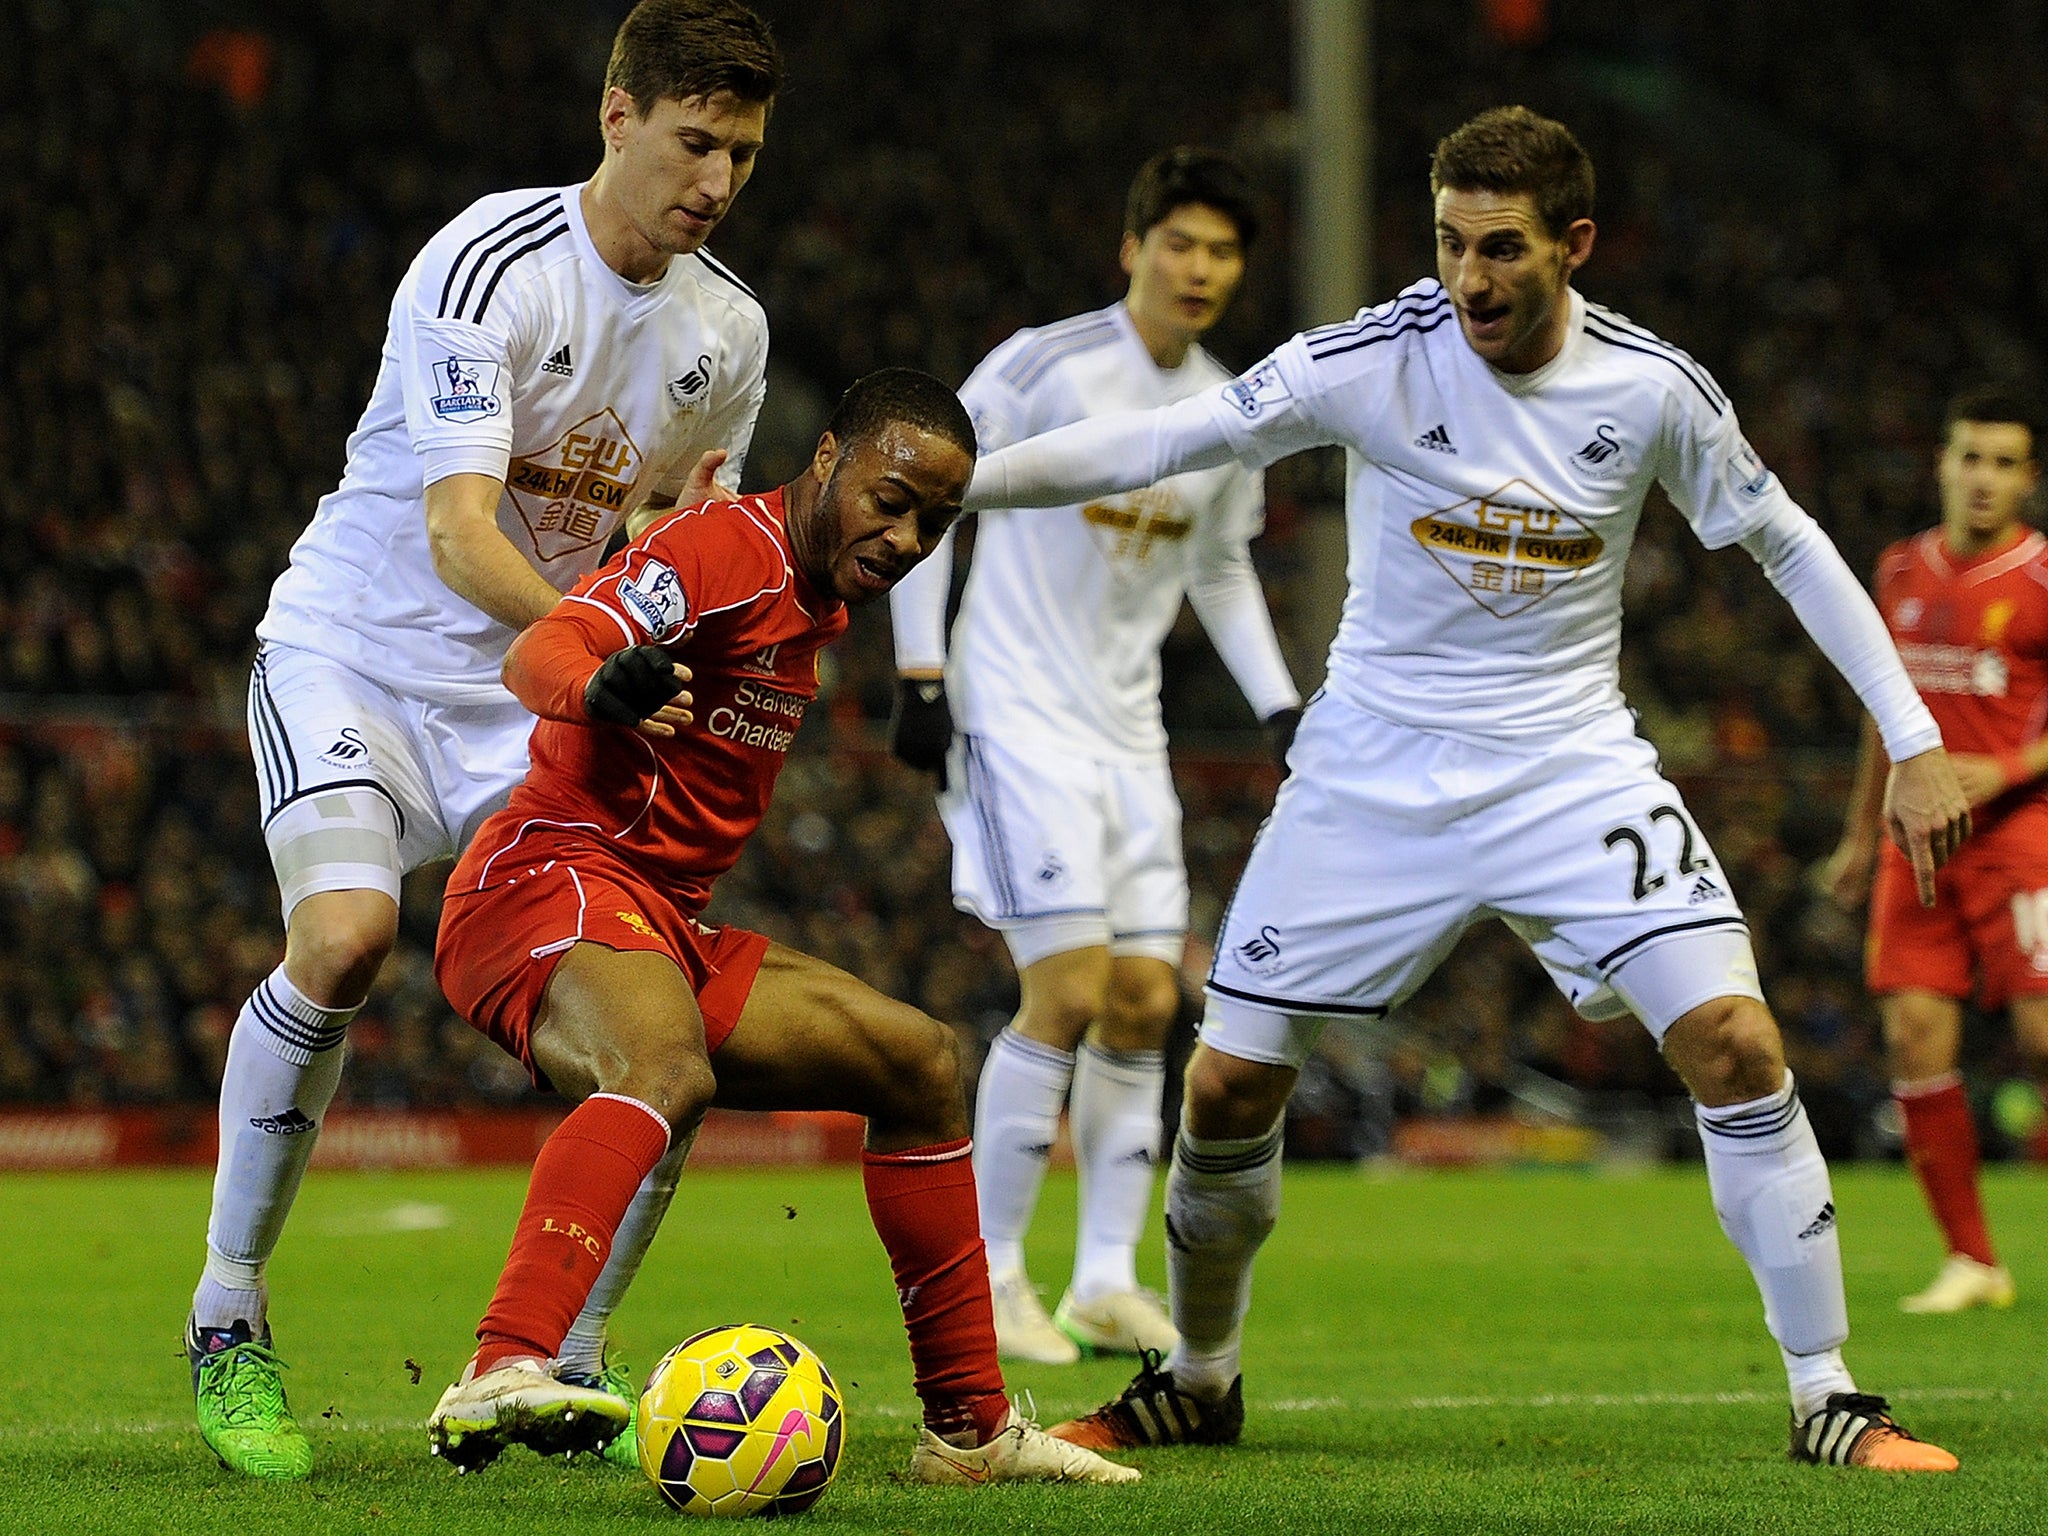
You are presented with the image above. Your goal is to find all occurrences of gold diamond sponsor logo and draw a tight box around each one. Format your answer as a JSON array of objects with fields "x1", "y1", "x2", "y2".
[
  {"x1": 507, "y1": 407, "x2": 644, "y2": 561},
  {"x1": 1410, "y1": 479, "x2": 1602, "y2": 618}
]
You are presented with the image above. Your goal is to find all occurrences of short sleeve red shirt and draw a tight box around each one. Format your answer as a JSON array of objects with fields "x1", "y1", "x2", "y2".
[
  {"x1": 456, "y1": 489, "x2": 847, "y2": 913},
  {"x1": 1877, "y1": 526, "x2": 2048, "y2": 826}
]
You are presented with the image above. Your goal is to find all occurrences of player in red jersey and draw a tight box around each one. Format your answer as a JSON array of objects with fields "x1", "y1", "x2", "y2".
[
  {"x1": 424, "y1": 368, "x2": 1137, "y2": 1488},
  {"x1": 1827, "y1": 386, "x2": 2046, "y2": 1313}
]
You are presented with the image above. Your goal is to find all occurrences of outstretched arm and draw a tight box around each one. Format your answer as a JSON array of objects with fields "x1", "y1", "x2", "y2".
[
  {"x1": 1739, "y1": 502, "x2": 1966, "y2": 904},
  {"x1": 965, "y1": 392, "x2": 1240, "y2": 511}
]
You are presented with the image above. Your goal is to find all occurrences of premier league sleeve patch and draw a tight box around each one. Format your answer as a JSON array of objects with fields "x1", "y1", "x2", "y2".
[
  {"x1": 1224, "y1": 358, "x2": 1292, "y2": 420},
  {"x1": 1727, "y1": 436, "x2": 1775, "y2": 500},
  {"x1": 618, "y1": 558, "x2": 690, "y2": 641},
  {"x1": 427, "y1": 355, "x2": 505, "y2": 421}
]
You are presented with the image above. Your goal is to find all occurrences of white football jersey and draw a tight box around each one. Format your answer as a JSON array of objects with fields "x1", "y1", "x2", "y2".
[
  {"x1": 892, "y1": 303, "x2": 1295, "y2": 760},
  {"x1": 261, "y1": 183, "x2": 768, "y2": 705},
  {"x1": 1211, "y1": 278, "x2": 1793, "y2": 742}
]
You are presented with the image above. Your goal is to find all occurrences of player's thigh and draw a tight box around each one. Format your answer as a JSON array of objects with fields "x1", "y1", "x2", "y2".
[
  {"x1": 939, "y1": 733, "x2": 1112, "y2": 930},
  {"x1": 1956, "y1": 815, "x2": 2048, "y2": 1010},
  {"x1": 417, "y1": 692, "x2": 536, "y2": 853},
  {"x1": 529, "y1": 941, "x2": 714, "y2": 1120},
  {"x1": 713, "y1": 943, "x2": 965, "y2": 1140},
  {"x1": 1101, "y1": 754, "x2": 1190, "y2": 968},
  {"x1": 2009, "y1": 993, "x2": 2048, "y2": 1068},
  {"x1": 1867, "y1": 841, "x2": 1972, "y2": 1000},
  {"x1": 1205, "y1": 701, "x2": 1475, "y2": 1018},
  {"x1": 1492, "y1": 720, "x2": 1756, "y2": 1037},
  {"x1": 249, "y1": 643, "x2": 449, "y2": 921}
]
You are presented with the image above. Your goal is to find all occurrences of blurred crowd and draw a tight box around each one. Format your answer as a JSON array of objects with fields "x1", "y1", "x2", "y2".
[{"x1": 4, "y1": 0, "x2": 2045, "y2": 1151}]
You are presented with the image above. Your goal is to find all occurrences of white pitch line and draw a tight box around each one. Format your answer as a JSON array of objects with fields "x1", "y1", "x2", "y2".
[
  {"x1": 16, "y1": 1386, "x2": 2017, "y2": 1440},
  {"x1": 1261, "y1": 1386, "x2": 2015, "y2": 1412}
]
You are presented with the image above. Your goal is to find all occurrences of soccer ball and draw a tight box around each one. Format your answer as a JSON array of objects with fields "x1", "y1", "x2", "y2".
[{"x1": 636, "y1": 1323, "x2": 844, "y2": 1517}]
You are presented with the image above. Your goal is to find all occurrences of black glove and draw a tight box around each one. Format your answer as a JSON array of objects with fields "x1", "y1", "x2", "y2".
[
  {"x1": 890, "y1": 675, "x2": 954, "y2": 775},
  {"x1": 1262, "y1": 706, "x2": 1302, "y2": 775},
  {"x1": 585, "y1": 644, "x2": 684, "y2": 725}
]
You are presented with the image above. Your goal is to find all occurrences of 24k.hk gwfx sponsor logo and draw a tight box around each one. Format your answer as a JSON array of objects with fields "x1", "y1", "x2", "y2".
[
  {"x1": 507, "y1": 407, "x2": 644, "y2": 559},
  {"x1": 1410, "y1": 479, "x2": 1604, "y2": 619},
  {"x1": 1082, "y1": 486, "x2": 1192, "y2": 561}
]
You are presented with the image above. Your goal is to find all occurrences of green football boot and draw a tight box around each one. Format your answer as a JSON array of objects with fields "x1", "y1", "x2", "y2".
[
  {"x1": 559, "y1": 1351, "x2": 641, "y2": 1469},
  {"x1": 188, "y1": 1315, "x2": 313, "y2": 1479}
]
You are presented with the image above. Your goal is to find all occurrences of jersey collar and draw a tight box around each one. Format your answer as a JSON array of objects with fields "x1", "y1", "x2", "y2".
[{"x1": 564, "y1": 181, "x2": 681, "y2": 312}]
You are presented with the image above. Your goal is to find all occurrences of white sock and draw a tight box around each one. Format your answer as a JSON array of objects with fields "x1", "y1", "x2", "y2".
[
  {"x1": 194, "y1": 965, "x2": 354, "y2": 1331},
  {"x1": 1162, "y1": 1119, "x2": 1283, "y2": 1398},
  {"x1": 558, "y1": 1128, "x2": 697, "y2": 1378},
  {"x1": 972, "y1": 1028, "x2": 1075, "y2": 1279},
  {"x1": 1695, "y1": 1072, "x2": 1856, "y2": 1416},
  {"x1": 1069, "y1": 1041, "x2": 1165, "y2": 1301}
]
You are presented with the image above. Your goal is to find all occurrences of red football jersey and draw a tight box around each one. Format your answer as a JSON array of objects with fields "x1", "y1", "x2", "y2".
[
  {"x1": 1876, "y1": 526, "x2": 2048, "y2": 819},
  {"x1": 457, "y1": 489, "x2": 848, "y2": 913}
]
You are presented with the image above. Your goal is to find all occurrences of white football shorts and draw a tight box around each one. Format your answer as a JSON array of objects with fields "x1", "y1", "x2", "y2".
[
  {"x1": 1202, "y1": 692, "x2": 1763, "y2": 1069},
  {"x1": 939, "y1": 732, "x2": 1189, "y2": 968},
  {"x1": 247, "y1": 642, "x2": 534, "y2": 920}
]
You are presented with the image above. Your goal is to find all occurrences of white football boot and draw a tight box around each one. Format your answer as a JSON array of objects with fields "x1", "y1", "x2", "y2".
[
  {"x1": 427, "y1": 1356, "x2": 630, "y2": 1472},
  {"x1": 1053, "y1": 1287, "x2": 1179, "y2": 1356},
  {"x1": 990, "y1": 1270, "x2": 1080, "y2": 1364},
  {"x1": 909, "y1": 1408, "x2": 1141, "y2": 1485},
  {"x1": 1898, "y1": 1253, "x2": 2016, "y2": 1314}
]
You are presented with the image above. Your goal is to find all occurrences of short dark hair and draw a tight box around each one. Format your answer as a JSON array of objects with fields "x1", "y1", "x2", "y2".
[
  {"x1": 826, "y1": 368, "x2": 977, "y2": 460},
  {"x1": 1430, "y1": 106, "x2": 1594, "y2": 237},
  {"x1": 1125, "y1": 147, "x2": 1259, "y2": 248},
  {"x1": 1945, "y1": 385, "x2": 2039, "y2": 452},
  {"x1": 605, "y1": 0, "x2": 782, "y2": 114}
]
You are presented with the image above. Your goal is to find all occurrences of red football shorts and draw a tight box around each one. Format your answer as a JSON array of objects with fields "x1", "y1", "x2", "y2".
[
  {"x1": 1868, "y1": 799, "x2": 2048, "y2": 1008},
  {"x1": 435, "y1": 828, "x2": 770, "y2": 1091}
]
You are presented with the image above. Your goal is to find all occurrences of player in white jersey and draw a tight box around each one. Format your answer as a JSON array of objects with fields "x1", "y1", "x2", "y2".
[
  {"x1": 187, "y1": 1, "x2": 781, "y2": 1479},
  {"x1": 960, "y1": 108, "x2": 1971, "y2": 1473},
  {"x1": 889, "y1": 150, "x2": 1299, "y2": 1364}
]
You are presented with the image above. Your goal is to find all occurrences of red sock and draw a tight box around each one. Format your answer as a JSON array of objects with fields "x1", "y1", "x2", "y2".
[
  {"x1": 1895, "y1": 1075, "x2": 1997, "y2": 1266},
  {"x1": 474, "y1": 1093, "x2": 671, "y2": 1373},
  {"x1": 863, "y1": 1139, "x2": 1009, "y2": 1445}
]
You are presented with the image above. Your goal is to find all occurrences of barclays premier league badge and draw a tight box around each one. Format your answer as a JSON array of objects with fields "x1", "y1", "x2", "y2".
[
  {"x1": 1225, "y1": 359, "x2": 1290, "y2": 420},
  {"x1": 429, "y1": 355, "x2": 504, "y2": 420}
]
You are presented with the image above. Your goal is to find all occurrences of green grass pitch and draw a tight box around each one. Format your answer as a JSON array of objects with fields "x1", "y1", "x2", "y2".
[{"x1": 3, "y1": 1163, "x2": 2043, "y2": 1534}]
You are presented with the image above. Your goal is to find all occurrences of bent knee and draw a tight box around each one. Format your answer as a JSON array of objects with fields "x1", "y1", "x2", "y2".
[
  {"x1": 1667, "y1": 996, "x2": 1786, "y2": 1107},
  {"x1": 285, "y1": 889, "x2": 399, "y2": 1006},
  {"x1": 597, "y1": 1038, "x2": 716, "y2": 1130},
  {"x1": 878, "y1": 1010, "x2": 965, "y2": 1121},
  {"x1": 1099, "y1": 964, "x2": 1181, "y2": 1044},
  {"x1": 1184, "y1": 1046, "x2": 1293, "y2": 1140}
]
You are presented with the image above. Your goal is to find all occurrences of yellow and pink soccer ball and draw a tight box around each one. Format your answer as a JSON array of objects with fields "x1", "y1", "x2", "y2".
[{"x1": 636, "y1": 1323, "x2": 844, "y2": 1517}]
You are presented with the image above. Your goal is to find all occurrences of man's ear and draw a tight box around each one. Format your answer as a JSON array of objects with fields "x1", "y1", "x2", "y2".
[
  {"x1": 1118, "y1": 231, "x2": 1141, "y2": 279},
  {"x1": 811, "y1": 429, "x2": 841, "y2": 485},
  {"x1": 1561, "y1": 217, "x2": 1596, "y2": 278}
]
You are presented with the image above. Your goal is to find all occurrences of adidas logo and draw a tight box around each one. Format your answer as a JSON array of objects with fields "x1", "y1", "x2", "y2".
[
  {"x1": 1118, "y1": 1147, "x2": 1157, "y2": 1167},
  {"x1": 1797, "y1": 1201, "x2": 1836, "y2": 1240},
  {"x1": 1688, "y1": 874, "x2": 1723, "y2": 905},
  {"x1": 1023, "y1": 1141, "x2": 1054, "y2": 1159},
  {"x1": 541, "y1": 344, "x2": 574, "y2": 376},
  {"x1": 250, "y1": 1108, "x2": 317, "y2": 1136},
  {"x1": 1414, "y1": 422, "x2": 1456, "y2": 454}
]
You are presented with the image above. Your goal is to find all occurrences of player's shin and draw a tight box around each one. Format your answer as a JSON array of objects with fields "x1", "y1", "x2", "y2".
[
  {"x1": 1069, "y1": 1042, "x2": 1167, "y2": 1301},
  {"x1": 474, "y1": 1094, "x2": 671, "y2": 1374},
  {"x1": 862, "y1": 1139, "x2": 1010, "y2": 1447},
  {"x1": 972, "y1": 1029, "x2": 1075, "y2": 1277},
  {"x1": 1162, "y1": 1118, "x2": 1283, "y2": 1398},
  {"x1": 195, "y1": 966, "x2": 354, "y2": 1331},
  {"x1": 558, "y1": 1127, "x2": 699, "y2": 1378},
  {"x1": 1695, "y1": 1074, "x2": 1856, "y2": 1417}
]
